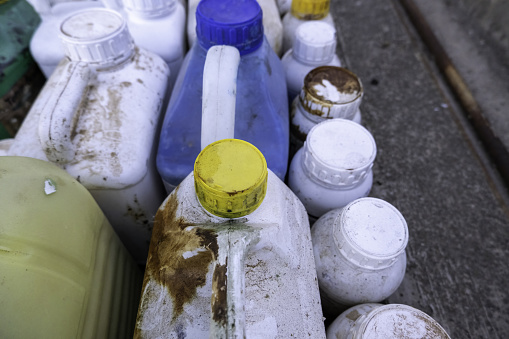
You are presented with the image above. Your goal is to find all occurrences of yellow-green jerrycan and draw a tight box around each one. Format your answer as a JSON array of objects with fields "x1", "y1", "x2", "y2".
[{"x1": 0, "y1": 156, "x2": 142, "y2": 338}]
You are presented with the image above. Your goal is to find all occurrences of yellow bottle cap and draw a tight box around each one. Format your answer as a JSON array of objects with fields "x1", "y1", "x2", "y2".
[
  {"x1": 291, "y1": 0, "x2": 330, "y2": 20},
  {"x1": 194, "y1": 139, "x2": 268, "y2": 218}
]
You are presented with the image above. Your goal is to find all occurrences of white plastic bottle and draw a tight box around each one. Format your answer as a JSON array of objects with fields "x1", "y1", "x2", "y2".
[
  {"x1": 4, "y1": 8, "x2": 170, "y2": 264},
  {"x1": 282, "y1": 21, "x2": 341, "y2": 103},
  {"x1": 282, "y1": 0, "x2": 334, "y2": 53},
  {"x1": 135, "y1": 139, "x2": 326, "y2": 338},
  {"x1": 327, "y1": 303, "x2": 451, "y2": 339},
  {"x1": 312, "y1": 198, "x2": 409, "y2": 318},
  {"x1": 29, "y1": 0, "x2": 103, "y2": 77},
  {"x1": 276, "y1": 0, "x2": 292, "y2": 16},
  {"x1": 186, "y1": 0, "x2": 284, "y2": 56},
  {"x1": 290, "y1": 66, "x2": 363, "y2": 154},
  {"x1": 288, "y1": 119, "x2": 376, "y2": 218}
]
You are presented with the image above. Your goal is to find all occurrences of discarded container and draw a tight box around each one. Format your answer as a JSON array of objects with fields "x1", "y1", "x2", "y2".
[
  {"x1": 136, "y1": 139, "x2": 326, "y2": 338},
  {"x1": 277, "y1": 0, "x2": 292, "y2": 15},
  {"x1": 157, "y1": 0, "x2": 289, "y2": 191},
  {"x1": 29, "y1": 0, "x2": 103, "y2": 78},
  {"x1": 281, "y1": 22, "x2": 341, "y2": 104},
  {"x1": 290, "y1": 66, "x2": 363, "y2": 156},
  {"x1": 327, "y1": 303, "x2": 451, "y2": 339},
  {"x1": 288, "y1": 119, "x2": 375, "y2": 218},
  {"x1": 282, "y1": 0, "x2": 335, "y2": 53},
  {"x1": 1, "y1": 0, "x2": 45, "y2": 138},
  {"x1": 0, "y1": 156, "x2": 142, "y2": 339},
  {"x1": 312, "y1": 198, "x2": 408, "y2": 318},
  {"x1": 187, "y1": 0, "x2": 284, "y2": 56},
  {"x1": 4, "y1": 8, "x2": 170, "y2": 264}
]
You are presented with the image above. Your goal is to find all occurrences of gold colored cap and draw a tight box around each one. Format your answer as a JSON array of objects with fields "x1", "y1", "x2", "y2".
[
  {"x1": 194, "y1": 139, "x2": 268, "y2": 218},
  {"x1": 291, "y1": 0, "x2": 330, "y2": 20}
]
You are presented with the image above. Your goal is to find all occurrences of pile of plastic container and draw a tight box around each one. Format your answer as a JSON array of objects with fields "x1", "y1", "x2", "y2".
[{"x1": 0, "y1": 0, "x2": 451, "y2": 337}]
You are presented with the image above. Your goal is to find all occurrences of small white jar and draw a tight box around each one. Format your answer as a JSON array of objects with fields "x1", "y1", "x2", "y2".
[
  {"x1": 327, "y1": 303, "x2": 451, "y2": 339},
  {"x1": 312, "y1": 198, "x2": 408, "y2": 317},
  {"x1": 288, "y1": 119, "x2": 375, "y2": 218},
  {"x1": 290, "y1": 66, "x2": 363, "y2": 155},
  {"x1": 282, "y1": 21, "x2": 341, "y2": 103}
]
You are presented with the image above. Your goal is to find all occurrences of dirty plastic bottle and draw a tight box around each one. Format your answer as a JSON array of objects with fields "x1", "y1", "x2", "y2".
[
  {"x1": 290, "y1": 66, "x2": 363, "y2": 156},
  {"x1": 136, "y1": 139, "x2": 326, "y2": 338},
  {"x1": 29, "y1": 0, "x2": 103, "y2": 78},
  {"x1": 0, "y1": 156, "x2": 142, "y2": 339},
  {"x1": 0, "y1": 0, "x2": 45, "y2": 139},
  {"x1": 187, "y1": 0, "x2": 283, "y2": 56},
  {"x1": 4, "y1": 8, "x2": 170, "y2": 264},
  {"x1": 312, "y1": 198, "x2": 408, "y2": 318},
  {"x1": 282, "y1": 0, "x2": 334, "y2": 53},
  {"x1": 281, "y1": 21, "x2": 341, "y2": 104},
  {"x1": 288, "y1": 119, "x2": 375, "y2": 218},
  {"x1": 327, "y1": 303, "x2": 451, "y2": 339},
  {"x1": 277, "y1": 0, "x2": 292, "y2": 15},
  {"x1": 158, "y1": 0, "x2": 289, "y2": 191}
]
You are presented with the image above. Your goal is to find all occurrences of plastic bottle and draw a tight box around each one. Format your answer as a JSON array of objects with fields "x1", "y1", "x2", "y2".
[
  {"x1": 0, "y1": 0, "x2": 45, "y2": 139},
  {"x1": 4, "y1": 8, "x2": 170, "y2": 264},
  {"x1": 290, "y1": 66, "x2": 363, "y2": 156},
  {"x1": 187, "y1": 0, "x2": 284, "y2": 56},
  {"x1": 282, "y1": 0, "x2": 334, "y2": 53},
  {"x1": 0, "y1": 156, "x2": 142, "y2": 339},
  {"x1": 288, "y1": 119, "x2": 376, "y2": 218},
  {"x1": 281, "y1": 21, "x2": 341, "y2": 104},
  {"x1": 312, "y1": 198, "x2": 408, "y2": 318},
  {"x1": 135, "y1": 139, "x2": 326, "y2": 338},
  {"x1": 157, "y1": 0, "x2": 289, "y2": 192},
  {"x1": 277, "y1": 0, "x2": 292, "y2": 15},
  {"x1": 327, "y1": 303, "x2": 451, "y2": 339},
  {"x1": 29, "y1": 0, "x2": 103, "y2": 78}
]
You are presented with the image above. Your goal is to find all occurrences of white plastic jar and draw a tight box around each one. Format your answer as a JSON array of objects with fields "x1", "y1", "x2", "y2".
[
  {"x1": 290, "y1": 66, "x2": 363, "y2": 155},
  {"x1": 288, "y1": 119, "x2": 375, "y2": 218},
  {"x1": 282, "y1": 21, "x2": 341, "y2": 103},
  {"x1": 327, "y1": 303, "x2": 451, "y2": 339},
  {"x1": 312, "y1": 198, "x2": 409, "y2": 317}
]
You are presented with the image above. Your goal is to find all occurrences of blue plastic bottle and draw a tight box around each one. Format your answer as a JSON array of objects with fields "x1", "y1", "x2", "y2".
[{"x1": 156, "y1": 0, "x2": 289, "y2": 190}]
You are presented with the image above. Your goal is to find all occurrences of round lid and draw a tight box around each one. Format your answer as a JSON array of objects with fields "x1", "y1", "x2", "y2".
[
  {"x1": 59, "y1": 9, "x2": 134, "y2": 67},
  {"x1": 334, "y1": 198, "x2": 409, "y2": 269},
  {"x1": 196, "y1": 0, "x2": 263, "y2": 55},
  {"x1": 300, "y1": 66, "x2": 363, "y2": 121},
  {"x1": 291, "y1": 0, "x2": 330, "y2": 20},
  {"x1": 302, "y1": 119, "x2": 376, "y2": 187},
  {"x1": 293, "y1": 21, "x2": 337, "y2": 65},
  {"x1": 355, "y1": 304, "x2": 451, "y2": 338},
  {"x1": 123, "y1": 0, "x2": 176, "y2": 17},
  {"x1": 194, "y1": 139, "x2": 268, "y2": 218}
]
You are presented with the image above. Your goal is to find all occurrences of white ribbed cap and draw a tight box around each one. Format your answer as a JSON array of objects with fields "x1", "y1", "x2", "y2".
[
  {"x1": 123, "y1": 0, "x2": 176, "y2": 18},
  {"x1": 60, "y1": 9, "x2": 134, "y2": 68},
  {"x1": 293, "y1": 21, "x2": 337, "y2": 65},
  {"x1": 302, "y1": 119, "x2": 376, "y2": 187},
  {"x1": 300, "y1": 66, "x2": 363, "y2": 121},
  {"x1": 354, "y1": 304, "x2": 451, "y2": 339},
  {"x1": 333, "y1": 198, "x2": 408, "y2": 270}
]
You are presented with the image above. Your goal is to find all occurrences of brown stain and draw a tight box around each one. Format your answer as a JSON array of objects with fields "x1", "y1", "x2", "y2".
[
  {"x1": 304, "y1": 66, "x2": 362, "y2": 103},
  {"x1": 290, "y1": 119, "x2": 308, "y2": 142},
  {"x1": 125, "y1": 194, "x2": 150, "y2": 229},
  {"x1": 345, "y1": 309, "x2": 361, "y2": 321},
  {"x1": 142, "y1": 188, "x2": 219, "y2": 323},
  {"x1": 211, "y1": 261, "x2": 228, "y2": 327}
]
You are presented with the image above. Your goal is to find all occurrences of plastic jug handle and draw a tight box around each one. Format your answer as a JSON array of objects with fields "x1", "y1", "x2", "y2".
[
  {"x1": 201, "y1": 45, "x2": 240, "y2": 150},
  {"x1": 38, "y1": 62, "x2": 91, "y2": 164}
]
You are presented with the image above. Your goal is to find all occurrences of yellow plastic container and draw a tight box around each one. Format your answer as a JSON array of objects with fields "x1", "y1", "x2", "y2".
[{"x1": 0, "y1": 156, "x2": 142, "y2": 338}]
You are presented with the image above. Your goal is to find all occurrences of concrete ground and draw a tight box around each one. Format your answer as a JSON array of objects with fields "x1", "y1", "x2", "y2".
[{"x1": 328, "y1": 0, "x2": 509, "y2": 337}]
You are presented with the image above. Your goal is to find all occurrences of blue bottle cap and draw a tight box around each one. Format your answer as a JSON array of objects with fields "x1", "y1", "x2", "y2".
[{"x1": 196, "y1": 0, "x2": 264, "y2": 55}]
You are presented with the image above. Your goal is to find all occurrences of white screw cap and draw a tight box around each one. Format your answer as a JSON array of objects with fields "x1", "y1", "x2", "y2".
[
  {"x1": 333, "y1": 198, "x2": 409, "y2": 269},
  {"x1": 293, "y1": 21, "x2": 337, "y2": 65},
  {"x1": 302, "y1": 119, "x2": 376, "y2": 187},
  {"x1": 60, "y1": 9, "x2": 134, "y2": 68}
]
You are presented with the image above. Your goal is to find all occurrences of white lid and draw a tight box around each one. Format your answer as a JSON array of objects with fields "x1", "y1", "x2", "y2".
[
  {"x1": 300, "y1": 66, "x2": 363, "y2": 121},
  {"x1": 333, "y1": 198, "x2": 408, "y2": 269},
  {"x1": 123, "y1": 0, "x2": 176, "y2": 17},
  {"x1": 60, "y1": 9, "x2": 134, "y2": 67},
  {"x1": 293, "y1": 21, "x2": 337, "y2": 65},
  {"x1": 302, "y1": 119, "x2": 376, "y2": 187},
  {"x1": 355, "y1": 304, "x2": 451, "y2": 338}
]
